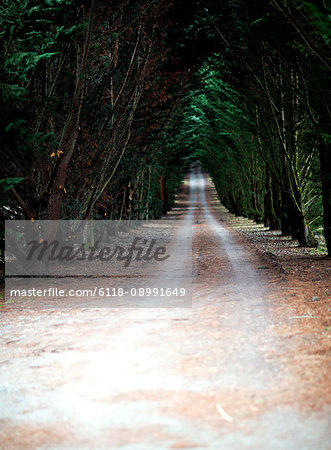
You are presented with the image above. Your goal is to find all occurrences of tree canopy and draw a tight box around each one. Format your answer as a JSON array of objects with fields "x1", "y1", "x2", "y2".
[{"x1": 1, "y1": 0, "x2": 330, "y2": 254}]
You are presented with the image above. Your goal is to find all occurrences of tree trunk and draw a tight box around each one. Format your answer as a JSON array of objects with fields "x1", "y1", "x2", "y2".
[
  {"x1": 47, "y1": 1, "x2": 95, "y2": 221},
  {"x1": 264, "y1": 168, "x2": 277, "y2": 228},
  {"x1": 290, "y1": 175, "x2": 318, "y2": 247},
  {"x1": 280, "y1": 189, "x2": 291, "y2": 236},
  {"x1": 297, "y1": 213, "x2": 318, "y2": 247},
  {"x1": 47, "y1": 114, "x2": 80, "y2": 220},
  {"x1": 319, "y1": 129, "x2": 331, "y2": 256},
  {"x1": 160, "y1": 175, "x2": 168, "y2": 214},
  {"x1": 282, "y1": 186, "x2": 317, "y2": 247},
  {"x1": 271, "y1": 179, "x2": 281, "y2": 230}
]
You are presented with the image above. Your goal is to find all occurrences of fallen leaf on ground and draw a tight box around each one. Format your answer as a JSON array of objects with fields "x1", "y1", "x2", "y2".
[{"x1": 216, "y1": 403, "x2": 233, "y2": 422}]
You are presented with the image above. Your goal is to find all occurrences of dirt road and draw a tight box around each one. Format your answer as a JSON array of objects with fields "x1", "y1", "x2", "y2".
[{"x1": 1, "y1": 168, "x2": 330, "y2": 449}]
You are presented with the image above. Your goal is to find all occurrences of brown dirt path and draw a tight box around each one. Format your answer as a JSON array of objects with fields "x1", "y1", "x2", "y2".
[{"x1": 0, "y1": 167, "x2": 330, "y2": 449}]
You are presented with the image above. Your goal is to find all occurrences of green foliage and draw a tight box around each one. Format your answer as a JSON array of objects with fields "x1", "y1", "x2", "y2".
[
  {"x1": 167, "y1": 59, "x2": 264, "y2": 221},
  {"x1": 0, "y1": 177, "x2": 24, "y2": 192},
  {"x1": 302, "y1": 2, "x2": 331, "y2": 45},
  {"x1": 0, "y1": 0, "x2": 81, "y2": 224}
]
